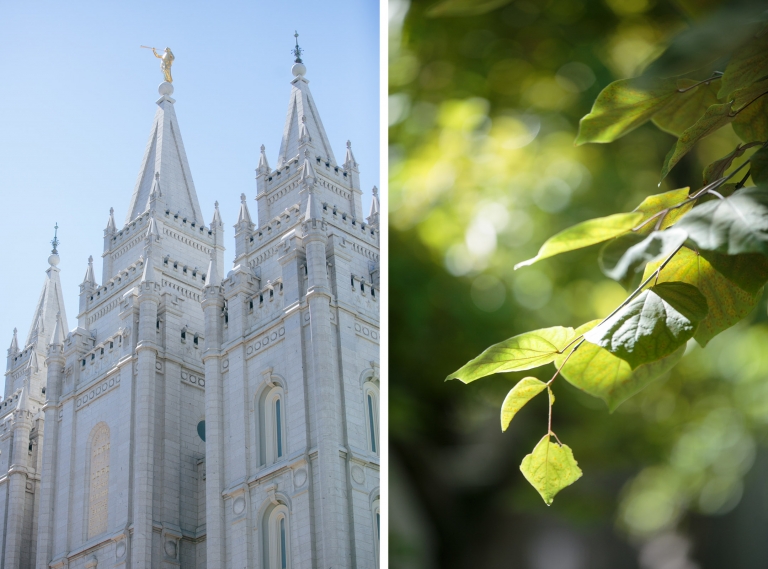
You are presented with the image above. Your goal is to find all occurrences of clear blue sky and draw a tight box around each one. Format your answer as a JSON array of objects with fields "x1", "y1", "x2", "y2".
[{"x1": 0, "y1": 0, "x2": 380, "y2": 351}]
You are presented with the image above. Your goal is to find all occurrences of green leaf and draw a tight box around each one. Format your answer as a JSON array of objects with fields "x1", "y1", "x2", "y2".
[
  {"x1": 576, "y1": 78, "x2": 679, "y2": 145},
  {"x1": 700, "y1": 250, "x2": 768, "y2": 294},
  {"x1": 426, "y1": 0, "x2": 512, "y2": 17},
  {"x1": 652, "y1": 79, "x2": 721, "y2": 137},
  {"x1": 555, "y1": 321, "x2": 685, "y2": 412},
  {"x1": 515, "y1": 212, "x2": 643, "y2": 269},
  {"x1": 675, "y1": 186, "x2": 768, "y2": 255},
  {"x1": 750, "y1": 146, "x2": 768, "y2": 185},
  {"x1": 500, "y1": 377, "x2": 547, "y2": 432},
  {"x1": 632, "y1": 187, "x2": 693, "y2": 233},
  {"x1": 733, "y1": 94, "x2": 768, "y2": 142},
  {"x1": 584, "y1": 282, "x2": 708, "y2": 368},
  {"x1": 702, "y1": 142, "x2": 763, "y2": 185},
  {"x1": 520, "y1": 435, "x2": 583, "y2": 506},
  {"x1": 660, "y1": 102, "x2": 734, "y2": 180},
  {"x1": 718, "y1": 29, "x2": 768, "y2": 100},
  {"x1": 446, "y1": 326, "x2": 577, "y2": 383},
  {"x1": 643, "y1": 247, "x2": 763, "y2": 346},
  {"x1": 600, "y1": 229, "x2": 688, "y2": 288},
  {"x1": 731, "y1": 77, "x2": 768, "y2": 111}
]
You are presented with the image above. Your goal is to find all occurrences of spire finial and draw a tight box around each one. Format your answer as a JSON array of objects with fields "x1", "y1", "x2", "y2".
[
  {"x1": 373, "y1": 185, "x2": 378, "y2": 197},
  {"x1": 260, "y1": 144, "x2": 265, "y2": 152},
  {"x1": 51, "y1": 222, "x2": 59, "y2": 254},
  {"x1": 110, "y1": 207, "x2": 114, "y2": 215},
  {"x1": 240, "y1": 193, "x2": 247, "y2": 204},
  {"x1": 347, "y1": 140, "x2": 351, "y2": 149},
  {"x1": 292, "y1": 31, "x2": 303, "y2": 63}
]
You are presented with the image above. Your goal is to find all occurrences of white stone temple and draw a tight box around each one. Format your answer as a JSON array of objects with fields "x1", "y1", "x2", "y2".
[{"x1": 0, "y1": 46, "x2": 380, "y2": 569}]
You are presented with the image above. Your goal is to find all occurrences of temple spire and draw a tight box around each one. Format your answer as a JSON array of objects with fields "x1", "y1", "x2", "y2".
[
  {"x1": 125, "y1": 82, "x2": 203, "y2": 225},
  {"x1": 344, "y1": 140, "x2": 357, "y2": 170},
  {"x1": 277, "y1": 36, "x2": 336, "y2": 168},
  {"x1": 48, "y1": 312, "x2": 65, "y2": 347},
  {"x1": 237, "y1": 194, "x2": 252, "y2": 225},
  {"x1": 257, "y1": 144, "x2": 270, "y2": 174},
  {"x1": 205, "y1": 249, "x2": 221, "y2": 288},
  {"x1": 368, "y1": 185, "x2": 380, "y2": 224},
  {"x1": 105, "y1": 207, "x2": 116, "y2": 233},
  {"x1": 83, "y1": 255, "x2": 96, "y2": 285},
  {"x1": 26, "y1": 226, "x2": 69, "y2": 348},
  {"x1": 8, "y1": 328, "x2": 18, "y2": 355}
]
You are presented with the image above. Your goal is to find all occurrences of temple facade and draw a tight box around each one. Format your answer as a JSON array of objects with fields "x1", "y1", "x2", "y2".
[{"x1": 0, "y1": 52, "x2": 380, "y2": 569}]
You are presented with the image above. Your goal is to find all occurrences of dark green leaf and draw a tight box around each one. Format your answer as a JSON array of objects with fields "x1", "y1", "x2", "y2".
[
  {"x1": 733, "y1": 95, "x2": 768, "y2": 142},
  {"x1": 700, "y1": 250, "x2": 768, "y2": 293},
  {"x1": 600, "y1": 229, "x2": 688, "y2": 288},
  {"x1": 446, "y1": 326, "x2": 576, "y2": 383},
  {"x1": 660, "y1": 102, "x2": 734, "y2": 180},
  {"x1": 555, "y1": 321, "x2": 685, "y2": 412},
  {"x1": 584, "y1": 282, "x2": 708, "y2": 368},
  {"x1": 576, "y1": 78, "x2": 678, "y2": 145},
  {"x1": 515, "y1": 212, "x2": 643, "y2": 269},
  {"x1": 643, "y1": 247, "x2": 763, "y2": 346},
  {"x1": 750, "y1": 146, "x2": 768, "y2": 184},
  {"x1": 702, "y1": 142, "x2": 763, "y2": 185},
  {"x1": 652, "y1": 79, "x2": 721, "y2": 137},
  {"x1": 500, "y1": 377, "x2": 547, "y2": 432},
  {"x1": 718, "y1": 27, "x2": 768, "y2": 100},
  {"x1": 675, "y1": 186, "x2": 768, "y2": 255},
  {"x1": 520, "y1": 435, "x2": 582, "y2": 506}
]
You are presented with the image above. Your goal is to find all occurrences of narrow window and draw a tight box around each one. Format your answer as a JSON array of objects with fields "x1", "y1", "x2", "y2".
[
  {"x1": 368, "y1": 394, "x2": 377, "y2": 453},
  {"x1": 280, "y1": 517, "x2": 287, "y2": 568},
  {"x1": 275, "y1": 398, "x2": 283, "y2": 458},
  {"x1": 193, "y1": 334, "x2": 199, "y2": 347}
]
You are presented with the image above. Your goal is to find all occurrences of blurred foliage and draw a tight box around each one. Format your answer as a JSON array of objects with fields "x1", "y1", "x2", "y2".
[{"x1": 389, "y1": 0, "x2": 768, "y2": 567}]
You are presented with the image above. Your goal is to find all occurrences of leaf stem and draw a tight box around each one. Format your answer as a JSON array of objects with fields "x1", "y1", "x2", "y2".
[{"x1": 676, "y1": 73, "x2": 722, "y2": 93}]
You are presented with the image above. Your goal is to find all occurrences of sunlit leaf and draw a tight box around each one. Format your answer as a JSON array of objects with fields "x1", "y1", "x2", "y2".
[
  {"x1": 446, "y1": 326, "x2": 577, "y2": 383},
  {"x1": 520, "y1": 435, "x2": 583, "y2": 506},
  {"x1": 555, "y1": 321, "x2": 685, "y2": 412},
  {"x1": 660, "y1": 102, "x2": 734, "y2": 180},
  {"x1": 675, "y1": 186, "x2": 768, "y2": 255},
  {"x1": 500, "y1": 377, "x2": 547, "y2": 432},
  {"x1": 652, "y1": 79, "x2": 721, "y2": 137},
  {"x1": 632, "y1": 187, "x2": 693, "y2": 233},
  {"x1": 515, "y1": 212, "x2": 643, "y2": 268},
  {"x1": 576, "y1": 78, "x2": 678, "y2": 145},
  {"x1": 700, "y1": 250, "x2": 768, "y2": 293},
  {"x1": 426, "y1": 0, "x2": 512, "y2": 17},
  {"x1": 750, "y1": 146, "x2": 768, "y2": 185},
  {"x1": 643, "y1": 247, "x2": 763, "y2": 346},
  {"x1": 600, "y1": 229, "x2": 688, "y2": 288},
  {"x1": 584, "y1": 282, "x2": 708, "y2": 368},
  {"x1": 702, "y1": 142, "x2": 763, "y2": 185},
  {"x1": 717, "y1": 28, "x2": 768, "y2": 100},
  {"x1": 733, "y1": 95, "x2": 768, "y2": 142}
]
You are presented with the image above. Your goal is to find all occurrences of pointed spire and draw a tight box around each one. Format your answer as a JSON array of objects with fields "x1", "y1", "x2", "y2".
[
  {"x1": 149, "y1": 171, "x2": 163, "y2": 204},
  {"x1": 141, "y1": 248, "x2": 156, "y2": 284},
  {"x1": 9, "y1": 328, "x2": 18, "y2": 354},
  {"x1": 145, "y1": 212, "x2": 161, "y2": 245},
  {"x1": 257, "y1": 144, "x2": 271, "y2": 175},
  {"x1": 211, "y1": 201, "x2": 222, "y2": 228},
  {"x1": 16, "y1": 385, "x2": 28, "y2": 413},
  {"x1": 344, "y1": 140, "x2": 357, "y2": 170},
  {"x1": 278, "y1": 36, "x2": 336, "y2": 167},
  {"x1": 237, "y1": 193, "x2": 253, "y2": 225},
  {"x1": 27, "y1": 350, "x2": 39, "y2": 373},
  {"x1": 105, "y1": 207, "x2": 116, "y2": 233},
  {"x1": 125, "y1": 84, "x2": 203, "y2": 224},
  {"x1": 205, "y1": 250, "x2": 221, "y2": 288},
  {"x1": 369, "y1": 186, "x2": 380, "y2": 217},
  {"x1": 26, "y1": 233, "x2": 69, "y2": 348},
  {"x1": 299, "y1": 149, "x2": 317, "y2": 189},
  {"x1": 49, "y1": 311, "x2": 65, "y2": 347},
  {"x1": 83, "y1": 255, "x2": 96, "y2": 285}
]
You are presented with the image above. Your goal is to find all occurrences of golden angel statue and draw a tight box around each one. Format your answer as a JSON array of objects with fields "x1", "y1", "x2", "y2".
[{"x1": 143, "y1": 46, "x2": 175, "y2": 83}]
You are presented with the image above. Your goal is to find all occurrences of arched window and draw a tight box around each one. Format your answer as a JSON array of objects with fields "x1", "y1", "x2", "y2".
[
  {"x1": 87, "y1": 423, "x2": 110, "y2": 538},
  {"x1": 363, "y1": 381, "x2": 379, "y2": 455},
  {"x1": 263, "y1": 503, "x2": 291, "y2": 569},
  {"x1": 260, "y1": 384, "x2": 287, "y2": 465},
  {"x1": 372, "y1": 497, "x2": 380, "y2": 565}
]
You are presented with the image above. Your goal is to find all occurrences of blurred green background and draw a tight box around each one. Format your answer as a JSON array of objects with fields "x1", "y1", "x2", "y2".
[{"x1": 388, "y1": 0, "x2": 768, "y2": 567}]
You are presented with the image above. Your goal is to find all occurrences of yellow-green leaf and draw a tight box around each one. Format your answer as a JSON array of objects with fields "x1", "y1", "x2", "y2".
[
  {"x1": 652, "y1": 79, "x2": 721, "y2": 137},
  {"x1": 556, "y1": 322, "x2": 685, "y2": 411},
  {"x1": 520, "y1": 435, "x2": 583, "y2": 505},
  {"x1": 446, "y1": 326, "x2": 577, "y2": 383},
  {"x1": 632, "y1": 187, "x2": 693, "y2": 232},
  {"x1": 576, "y1": 78, "x2": 679, "y2": 145},
  {"x1": 500, "y1": 377, "x2": 547, "y2": 432},
  {"x1": 660, "y1": 102, "x2": 734, "y2": 180},
  {"x1": 717, "y1": 29, "x2": 768, "y2": 100},
  {"x1": 643, "y1": 247, "x2": 763, "y2": 346},
  {"x1": 426, "y1": 0, "x2": 512, "y2": 17},
  {"x1": 733, "y1": 95, "x2": 768, "y2": 142},
  {"x1": 515, "y1": 212, "x2": 643, "y2": 269}
]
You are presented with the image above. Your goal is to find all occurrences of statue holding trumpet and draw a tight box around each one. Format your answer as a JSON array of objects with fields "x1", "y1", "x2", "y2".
[{"x1": 141, "y1": 46, "x2": 175, "y2": 83}]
